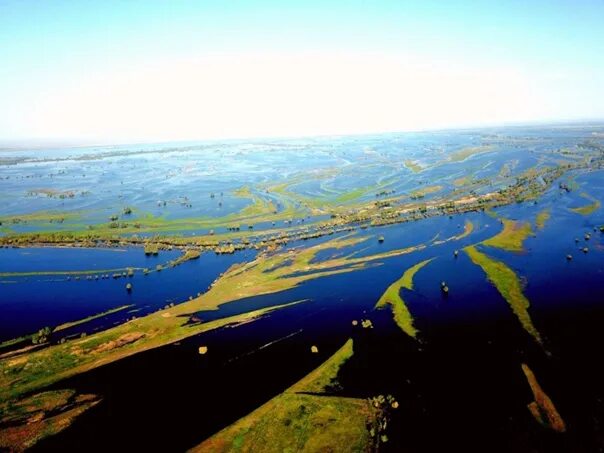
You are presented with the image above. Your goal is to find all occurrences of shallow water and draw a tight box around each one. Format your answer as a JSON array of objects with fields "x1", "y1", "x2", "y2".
[
  {"x1": 2, "y1": 126, "x2": 604, "y2": 451},
  {"x1": 19, "y1": 195, "x2": 604, "y2": 451}
]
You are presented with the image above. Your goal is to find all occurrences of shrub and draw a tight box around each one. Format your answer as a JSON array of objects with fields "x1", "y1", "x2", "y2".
[{"x1": 32, "y1": 327, "x2": 52, "y2": 344}]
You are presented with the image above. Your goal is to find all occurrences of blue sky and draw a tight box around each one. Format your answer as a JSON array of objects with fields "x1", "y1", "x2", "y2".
[{"x1": 1, "y1": 0, "x2": 603, "y2": 143}]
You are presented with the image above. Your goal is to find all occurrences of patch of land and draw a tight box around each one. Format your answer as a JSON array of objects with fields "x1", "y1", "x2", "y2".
[
  {"x1": 522, "y1": 363, "x2": 566, "y2": 432},
  {"x1": 0, "y1": 304, "x2": 137, "y2": 357},
  {"x1": 0, "y1": 247, "x2": 199, "y2": 279},
  {"x1": 0, "y1": 210, "x2": 81, "y2": 225},
  {"x1": 0, "y1": 233, "x2": 431, "y2": 412},
  {"x1": 453, "y1": 175, "x2": 473, "y2": 186},
  {"x1": 409, "y1": 185, "x2": 442, "y2": 199},
  {"x1": 482, "y1": 219, "x2": 533, "y2": 252},
  {"x1": 375, "y1": 259, "x2": 434, "y2": 338},
  {"x1": 54, "y1": 304, "x2": 134, "y2": 333},
  {"x1": 0, "y1": 163, "x2": 579, "y2": 256},
  {"x1": 234, "y1": 186, "x2": 279, "y2": 218},
  {"x1": 167, "y1": 248, "x2": 201, "y2": 267},
  {"x1": 192, "y1": 339, "x2": 382, "y2": 452},
  {"x1": 570, "y1": 192, "x2": 601, "y2": 215},
  {"x1": 453, "y1": 220, "x2": 475, "y2": 241},
  {"x1": 535, "y1": 209, "x2": 551, "y2": 230},
  {"x1": 449, "y1": 145, "x2": 496, "y2": 162},
  {"x1": 0, "y1": 389, "x2": 100, "y2": 451},
  {"x1": 198, "y1": 235, "x2": 429, "y2": 309},
  {"x1": 0, "y1": 267, "x2": 143, "y2": 278},
  {"x1": 27, "y1": 188, "x2": 79, "y2": 199},
  {"x1": 0, "y1": 301, "x2": 303, "y2": 406},
  {"x1": 464, "y1": 245, "x2": 542, "y2": 345},
  {"x1": 431, "y1": 220, "x2": 475, "y2": 246},
  {"x1": 404, "y1": 159, "x2": 423, "y2": 173},
  {"x1": 289, "y1": 338, "x2": 354, "y2": 394}
]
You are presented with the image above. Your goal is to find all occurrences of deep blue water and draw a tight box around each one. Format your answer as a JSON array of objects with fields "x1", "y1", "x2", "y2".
[
  {"x1": 29, "y1": 192, "x2": 604, "y2": 451},
  {"x1": 2, "y1": 172, "x2": 603, "y2": 348},
  {"x1": 0, "y1": 247, "x2": 257, "y2": 341},
  {"x1": 2, "y1": 126, "x2": 604, "y2": 450}
]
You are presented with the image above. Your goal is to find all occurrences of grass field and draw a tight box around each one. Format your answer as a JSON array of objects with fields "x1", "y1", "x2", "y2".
[
  {"x1": 570, "y1": 192, "x2": 601, "y2": 215},
  {"x1": 375, "y1": 259, "x2": 434, "y2": 338},
  {"x1": 192, "y1": 339, "x2": 381, "y2": 453},
  {"x1": 482, "y1": 219, "x2": 533, "y2": 252},
  {"x1": 465, "y1": 245, "x2": 542, "y2": 345}
]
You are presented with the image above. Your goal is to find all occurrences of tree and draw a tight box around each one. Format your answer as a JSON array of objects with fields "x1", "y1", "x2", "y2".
[{"x1": 32, "y1": 327, "x2": 52, "y2": 344}]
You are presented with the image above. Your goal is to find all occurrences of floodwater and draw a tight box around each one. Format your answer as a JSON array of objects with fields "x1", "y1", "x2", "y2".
[
  {"x1": 2, "y1": 126, "x2": 604, "y2": 451},
  {"x1": 0, "y1": 247, "x2": 257, "y2": 342},
  {"x1": 14, "y1": 181, "x2": 604, "y2": 451}
]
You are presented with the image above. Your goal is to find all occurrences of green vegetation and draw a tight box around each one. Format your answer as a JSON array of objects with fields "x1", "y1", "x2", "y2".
[
  {"x1": 449, "y1": 145, "x2": 496, "y2": 162},
  {"x1": 31, "y1": 327, "x2": 52, "y2": 345},
  {"x1": 570, "y1": 192, "x2": 601, "y2": 215},
  {"x1": 168, "y1": 248, "x2": 201, "y2": 267},
  {"x1": 193, "y1": 339, "x2": 381, "y2": 453},
  {"x1": 0, "y1": 266, "x2": 143, "y2": 278},
  {"x1": 2, "y1": 133, "x2": 602, "y2": 449},
  {"x1": 54, "y1": 305, "x2": 133, "y2": 333},
  {"x1": 455, "y1": 220, "x2": 474, "y2": 240},
  {"x1": 0, "y1": 300, "x2": 303, "y2": 406},
  {"x1": 201, "y1": 235, "x2": 429, "y2": 310},
  {"x1": 375, "y1": 259, "x2": 434, "y2": 338},
  {"x1": 503, "y1": 165, "x2": 568, "y2": 204},
  {"x1": 263, "y1": 169, "x2": 396, "y2": 212},
  {"x1": 409, "y1": 185, "x2": 442, "y2": 199},
  {"x1": 0, "y1": 389, "x2": 100, "y2": 451},
  {"x1": 335, "y1": 188, "x2": 366, "y2": 203},
  {"x1": 238, "y1": 195, "x2": 277, "y2": 218},
  {"x1": 0, "y1": 161, "x2": 581, "y2": 254},
  {"x1": 404, "y1": 159, "x2": 423, "y2": 173},
  {"x1": 453, "y1": 175, "x2": 473, "y2": 186},
  {"x1": 0, "y1": 210, "x2": 81, "y2": 225},
  {"x1": 432, "y1": 220, "x2": 475, "y2": 245},
  {"x1": 0, "y1": 248, "x2": 197, "y2": 280},
  {"x1": 499, "y1": 162, "x2": 513, "y2": 178},
  {"x1": 144, "y1": 243, "x2": 159, "y2": 255},
  {"x1": 233, "y1": 186, "x2": 252, "y2": 198},
  {"x1": 484, "y1": 209, "x2": 499, "y2": 219},
  {"x1": 522, "y1": 363, "x2": 566, "y2": 432},
  {"x1": 482, "y1": 219, "x2": 533, "y2": 252},
  {"x1": 535, "y1": 209, "x2": 551, "y2": 230},
  {"x1": 290, "y1": 339, "x2": 354, "y2": 393},
  {"x1": 0, "y1": 335, "x2": 32, "y2": 351},
  {"x1": 196, "y1": 395, "x2": 375, "y2": 453},
  {"x1": 465, "y1": 245, "x2": 542, "y2": 345},
  {"x1": 1, "y1": 191, "x2": 299, "y2": 237},
  {"x1": 234, "y1": 183, "x2": 296, "y2": 219},
  {"x1": 27, "y1": 188, "x2": 77, "y2": 199},
  {"x1": 0, "y1": 234, "x2": 429, "y2": 417}
]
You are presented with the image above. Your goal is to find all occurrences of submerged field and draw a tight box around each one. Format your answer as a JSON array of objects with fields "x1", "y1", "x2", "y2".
[{"x1": 1, "y1": 124, "x2": 604, "y2": 451}]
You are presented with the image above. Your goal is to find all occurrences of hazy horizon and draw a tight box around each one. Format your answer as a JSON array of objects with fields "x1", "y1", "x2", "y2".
[{"x1": 2, "y1": 117, "x2": 604, "y2": 151}]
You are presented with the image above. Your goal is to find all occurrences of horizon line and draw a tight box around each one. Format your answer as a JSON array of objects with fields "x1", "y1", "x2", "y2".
[{"x1": 1, "y1": 117, "x2": 603, "y2": 151}]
